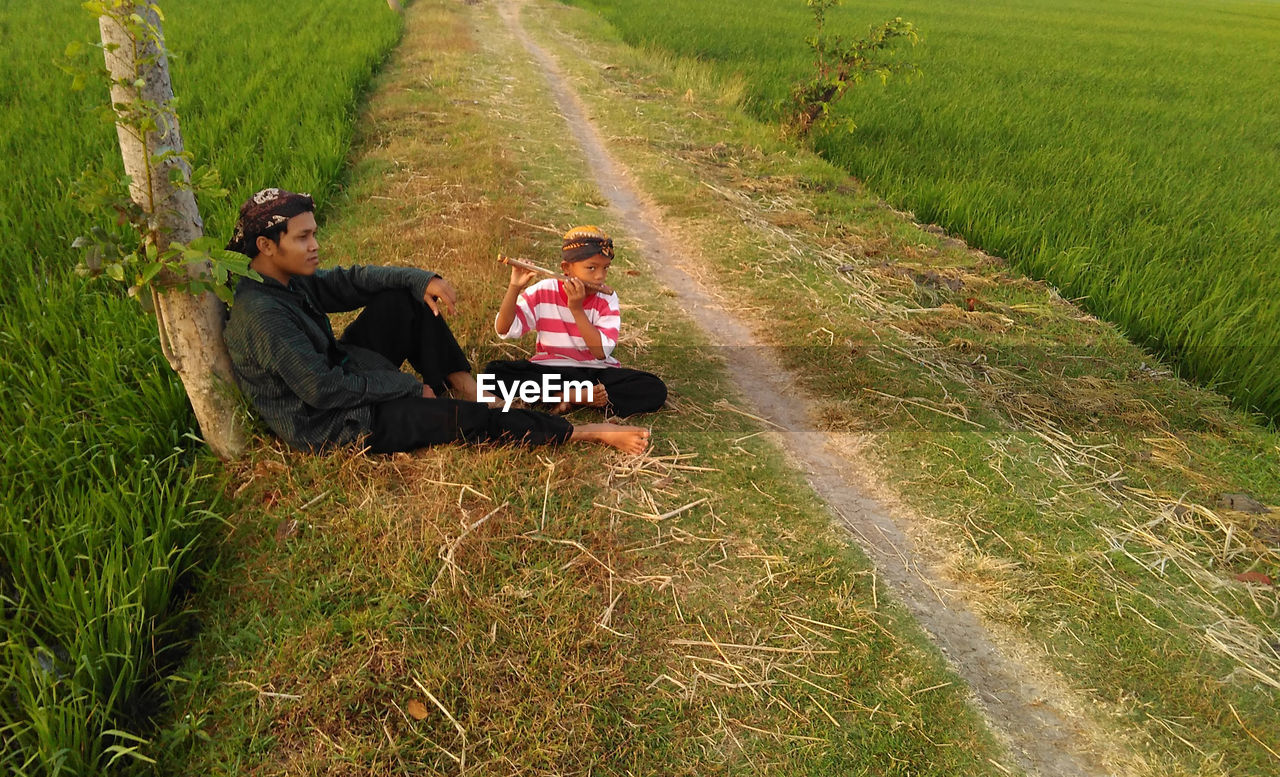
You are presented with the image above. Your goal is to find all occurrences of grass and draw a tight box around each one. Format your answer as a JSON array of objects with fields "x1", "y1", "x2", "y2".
[
  {"x1": 0, "y1": 0, "x2": 403, "y2": 772},
  {"x1": 565, "y1": 0, "x2": 1280, "y2": 421},
  {"x1": 515, "y1": 0, "x2": 1280, "y2": 773},
  {"x1": 166, "y1": 2, "x2": 1011, "y2": 773}
]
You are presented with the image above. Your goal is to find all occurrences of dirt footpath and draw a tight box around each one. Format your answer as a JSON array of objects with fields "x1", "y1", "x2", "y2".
[{"x1": 496, "y1": 1, "x2": 1134, "y2": 774}]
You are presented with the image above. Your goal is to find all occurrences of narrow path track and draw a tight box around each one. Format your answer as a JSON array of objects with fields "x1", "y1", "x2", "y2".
[{"x1": 497, "y1": 2, "x2": 1121, "y2": 774}]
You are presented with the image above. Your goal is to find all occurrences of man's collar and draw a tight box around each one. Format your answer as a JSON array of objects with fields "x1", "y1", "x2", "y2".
[
  {"x1": 253, "y1": 271, "x2": 305, "y2": 290},
  {"x1": 235, "y1": 272, "x2": 299, "y2": 301}
]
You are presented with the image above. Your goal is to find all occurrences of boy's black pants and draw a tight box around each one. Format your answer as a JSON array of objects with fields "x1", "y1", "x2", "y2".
[
  {"x1": 339, "y1": 290, "x2": 572, "y2": 453},
  {"x1": 481, "y1": 359, "x2": 667, "y2": 418}
]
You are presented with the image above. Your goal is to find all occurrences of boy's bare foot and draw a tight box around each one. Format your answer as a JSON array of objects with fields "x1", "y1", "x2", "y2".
[
  {"x1": 586, "y1": 382, "x2": 609, "y2": 408},
  {"x1": 571, "y1": 423, "x2": 650, "y2": 454},
  {"x1": 551, "y1": 383, "x2": 608, "y2": 414}
]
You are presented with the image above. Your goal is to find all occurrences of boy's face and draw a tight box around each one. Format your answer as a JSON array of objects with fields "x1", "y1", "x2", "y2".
[
  {"x1": 561, "y1": 253, "x2": 611, "y2": 290},
  {"x1": 254, "y1": 211, "x2": 320, "y2": 282}
]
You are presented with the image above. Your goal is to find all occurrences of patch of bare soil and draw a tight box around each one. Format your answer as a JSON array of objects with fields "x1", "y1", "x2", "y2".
[{"x1": 498, "y1": 1, "x2": 1144, "y2": 775}]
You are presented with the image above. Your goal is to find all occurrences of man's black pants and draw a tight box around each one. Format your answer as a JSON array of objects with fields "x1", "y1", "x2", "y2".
[
  {"x1": 339, "y1": 290, "x2": 572, "y2": 453},
  {"x1": 339, "y1": 288, "x2": 471, "y2": 398},
  {"x1": 365, "y1": 396, "x2": 572, "y2": 454}
]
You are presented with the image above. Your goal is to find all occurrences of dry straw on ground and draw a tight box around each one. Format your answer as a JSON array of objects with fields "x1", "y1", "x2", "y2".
[{"x1": 688, "y1": 154, "x2": 1280, "y2": 700}]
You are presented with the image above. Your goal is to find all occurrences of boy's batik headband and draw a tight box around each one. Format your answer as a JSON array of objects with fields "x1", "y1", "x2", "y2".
[{"x1": 562, "y1": 225, "x2": 614, "y2": 263}]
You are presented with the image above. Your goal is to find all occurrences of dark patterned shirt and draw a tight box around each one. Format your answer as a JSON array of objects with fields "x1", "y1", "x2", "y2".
[{"x1": 224, "y1": 265, "x2": 436, "y2": 450}]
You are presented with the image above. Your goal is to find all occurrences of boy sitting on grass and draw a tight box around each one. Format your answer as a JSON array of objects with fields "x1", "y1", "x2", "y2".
[{"x1": 485, "y1": 226, "x2": 667, "y2": 417}]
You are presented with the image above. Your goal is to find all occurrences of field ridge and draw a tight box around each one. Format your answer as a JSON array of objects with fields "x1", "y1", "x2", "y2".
[{"x1": 165, "y1": 0, "x2": 1279, "y2": 774}]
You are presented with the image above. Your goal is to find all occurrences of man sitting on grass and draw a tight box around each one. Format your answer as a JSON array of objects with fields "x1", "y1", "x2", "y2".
[{"x1": 222, "y1": 188, "x2": 650, "y2": 455}]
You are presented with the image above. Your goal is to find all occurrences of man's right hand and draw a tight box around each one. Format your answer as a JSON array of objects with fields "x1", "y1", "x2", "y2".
[
  {"x1": 422, "y1": 384, "x2": 436, "y2": 399},
  {"x1": 424, "y1": 276, "x2": 458, "y2": 317}
]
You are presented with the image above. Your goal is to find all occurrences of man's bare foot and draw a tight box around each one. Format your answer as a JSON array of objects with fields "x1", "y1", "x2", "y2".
[{"x1": 570, "y1": 423, "x2": 650, "y2": 454}]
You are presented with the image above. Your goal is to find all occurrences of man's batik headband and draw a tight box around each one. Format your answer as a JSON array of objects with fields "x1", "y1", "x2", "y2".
[{"x1": 226, "y1": 188, "x2": 315, "y2": 257}]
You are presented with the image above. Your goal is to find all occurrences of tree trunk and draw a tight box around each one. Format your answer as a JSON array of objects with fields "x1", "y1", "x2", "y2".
[{"x1": 99, "y1": 2, "x2": 248, "y2": 460}]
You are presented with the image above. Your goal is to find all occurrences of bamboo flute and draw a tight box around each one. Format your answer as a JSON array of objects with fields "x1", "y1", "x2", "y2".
[{"x1": 497, "y1": 254, "x2": 614, "y2": 295}]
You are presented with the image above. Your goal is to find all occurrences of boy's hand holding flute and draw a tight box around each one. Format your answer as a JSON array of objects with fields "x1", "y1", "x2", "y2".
[{"x1": 498, "y1": 254, "x2": 614, "y2": 295}]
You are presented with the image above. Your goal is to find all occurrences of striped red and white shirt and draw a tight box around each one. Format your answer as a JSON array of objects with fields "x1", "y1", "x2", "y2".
[{"x1": 496, "y1": 278, "x2": 622, "y2": 368}]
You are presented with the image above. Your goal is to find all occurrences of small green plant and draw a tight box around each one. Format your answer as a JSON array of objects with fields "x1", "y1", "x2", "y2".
[
  {"x1": 68, "y1": 164, "x2": 250, "y2": 307},
  {"x1": 787, "y1": 0, "x2": 919, "y2": 137},
  {"x1": 63, "y1": 4, "x2": 255, "y2": 307}
]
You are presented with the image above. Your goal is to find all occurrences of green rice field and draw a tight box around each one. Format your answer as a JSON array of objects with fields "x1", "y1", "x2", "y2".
[
  {"x1": 567, "y1": 0, "x2": 1280, "y2": 419},
  {"x1": 0, "y1": 0, "x2": 402, "y2": 772}
]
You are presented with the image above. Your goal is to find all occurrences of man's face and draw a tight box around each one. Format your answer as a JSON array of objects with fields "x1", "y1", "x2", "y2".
[
  {"x1": 561, "y1": 254, "x2": 611, "y2": 291},
  {"x1": 256, "y1": 211, "x2": 319, "y2": 281}
]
